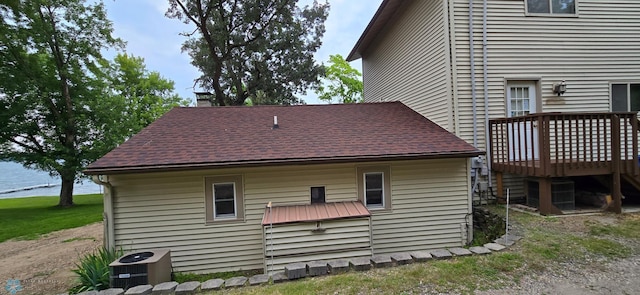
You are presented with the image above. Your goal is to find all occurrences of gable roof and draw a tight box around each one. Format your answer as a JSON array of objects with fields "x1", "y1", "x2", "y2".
[
  {"x1": 85, "y1": 102, "x2": 481, "y2": 175},
  {"x1": 346, "y1": 0, "x2": 405, "y2": 61}
]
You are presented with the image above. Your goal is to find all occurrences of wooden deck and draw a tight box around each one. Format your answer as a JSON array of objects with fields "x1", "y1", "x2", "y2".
[
  {"x1": 489, "y1": 112, "x2": 640, "y2": 215},
  {"x1": 489, "y1": 112, "x2": 639, "y2": 178}
]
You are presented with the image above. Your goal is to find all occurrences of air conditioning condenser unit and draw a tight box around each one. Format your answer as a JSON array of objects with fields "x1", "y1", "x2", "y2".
[{"x1": 109, "y1": 249, "x2": 172, "y2": 289}]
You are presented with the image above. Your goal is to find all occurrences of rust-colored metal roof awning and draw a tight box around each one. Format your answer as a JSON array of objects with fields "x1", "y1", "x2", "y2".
[{"x1": 261, "y1": 201, "x2": 371, "y2": 225}]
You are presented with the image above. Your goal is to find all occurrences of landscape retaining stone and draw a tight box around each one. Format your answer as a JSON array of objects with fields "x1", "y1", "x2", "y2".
[
  {"x1": 200, "y1": 279, "x2": 224, "y2": 291},
  {"x1": 494, "y1": 237, "x2": 515, "y2": 246},
  {"x1": 285, "y1": 263, "x2": 307, "y2": 279},
  {"x1": 390, "y1": 253, "x2": 413, "y2": 265},
  {"x1": 307, "y1": 261, "x2": 328, "y2": 276},
  {"x1": 151, "y1": 281, "x2": 178, "y2": 295},
  {"x1": 174, "y1": 281, "x2": 200, "y2": 295},
  {"x1": 371, "y1": 255, "x2": 392, "y2": 268},
  {"x1": 248, "y1": 274, "x2": 270, "y2": 286},
  {"x1": 430, "y1": 249, "x2": 453, "y2": 259},
  {"x1": 271, "y1": 272, "x2": 288, "y2": 283},
  {"x1": 225, "y1": 276, "x2": 248, "y2": 288},
  {"x1": 469, "y1": 246, "x2": 492, "y2": 255},
  {"x1": 409, "y1": 251, "x2": 433, "y2": 262},
  {"x1": 484, "y1": 243, "x2": 506, "y2": 251},
  {"x1": 448, "y1": 247, "x2": 473, "y2": 256},
  {"x1": 78, "y1": 291, "x2": 99, "y2": 295},
  {"x1": 99, "y1": 289, "x2": 124, "y2": 295},
  {"x1": 124, "y1": 285, "x2": 153, "y2": 295},
  {"x1": 327, "y1": 259, "x2": 350, "y2": 274},
  {"x1": 350, "y1": 257, "x2": 372, "y2": 271}
]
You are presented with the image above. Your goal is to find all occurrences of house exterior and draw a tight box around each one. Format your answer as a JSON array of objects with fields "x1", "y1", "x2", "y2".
[
  {"x1": 85, "y1": 102, "x2": 482, "y2": 274},
  {"x1": 347, "y1": 0, "x2": 640, "y2": 214}
]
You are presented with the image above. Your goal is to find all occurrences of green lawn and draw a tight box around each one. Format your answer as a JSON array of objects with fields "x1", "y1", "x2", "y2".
[{"x1": 0, "y1": 194, "x2": 103, "y2": 242}]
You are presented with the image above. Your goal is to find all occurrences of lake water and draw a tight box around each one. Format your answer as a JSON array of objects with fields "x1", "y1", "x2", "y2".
[{"x1": 0, "y1": 161, "x2": 102, "y2": 199}]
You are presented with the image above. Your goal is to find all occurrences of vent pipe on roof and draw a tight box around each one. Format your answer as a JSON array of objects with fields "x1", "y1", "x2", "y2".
[{"x1": 273, "y1": 116, "x2": 279, "y2": 129}]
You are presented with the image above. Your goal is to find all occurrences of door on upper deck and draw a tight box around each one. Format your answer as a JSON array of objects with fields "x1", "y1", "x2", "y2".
[{"x1": 507, "y1": 81, "x2": 539, "y2": 161}]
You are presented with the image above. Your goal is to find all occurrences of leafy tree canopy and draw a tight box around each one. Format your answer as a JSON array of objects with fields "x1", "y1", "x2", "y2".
[
  {"x1": 316, "y1": 54, "x2": 363, "y2": 104},
  {"x1": 0, "y1": 0, "x2": 185, "y2": 206},
  {"x1": 166, "y1": 0, "x2": 329, "y2": 106}
]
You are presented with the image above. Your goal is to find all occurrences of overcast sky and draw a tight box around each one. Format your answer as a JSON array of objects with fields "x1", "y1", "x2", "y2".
[{"x1": 103, "y1": 0, "x2": 383, "y2": 105}]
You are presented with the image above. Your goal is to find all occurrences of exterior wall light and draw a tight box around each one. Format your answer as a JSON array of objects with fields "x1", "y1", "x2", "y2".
[{"x1": 553, "y1": 80, "x2": 567, "y2": 96}]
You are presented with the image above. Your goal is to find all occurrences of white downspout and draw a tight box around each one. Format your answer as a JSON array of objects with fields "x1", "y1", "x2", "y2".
[
  {"x1": 92, "y1": 175, "x2": 115, "y2": 249},
  {"x1": 469, "y1": 0, "x2": 478, "y2": 147},
  {"x1": 482, "y1": 0, "x2": 492, "y2": 186}
]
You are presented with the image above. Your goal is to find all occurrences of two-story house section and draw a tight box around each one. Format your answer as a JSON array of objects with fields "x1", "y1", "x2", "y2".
[{"x1": 348, "y1": 0, "x2": 640, "y2": 215}]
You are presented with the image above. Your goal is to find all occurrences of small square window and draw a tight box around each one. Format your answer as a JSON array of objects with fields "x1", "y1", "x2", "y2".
[{"x1": 311, "y1": 186, "x2": 326, "y2": 204}]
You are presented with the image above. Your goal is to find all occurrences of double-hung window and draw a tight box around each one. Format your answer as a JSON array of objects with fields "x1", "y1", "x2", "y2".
[
  {"x1": 364, "y1": 173, "x2": 384, "y2": 207},
  {"x1": 526, "y1": 0, "x2": 576, "y2": 15},
  {"x1": 205, "y1": 175, "x2": 244, "y2": 223},
  {"x1": 357, "y1": 166, "x2": 391, "y2": 210},
  {"x1": 611, "y1": 83, "x2": 640, "y2": 112}
]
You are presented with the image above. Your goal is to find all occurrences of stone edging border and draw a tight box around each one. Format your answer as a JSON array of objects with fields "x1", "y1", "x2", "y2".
[{"x1": 74, "y1": 234, "x2": 522, "y2": 295}]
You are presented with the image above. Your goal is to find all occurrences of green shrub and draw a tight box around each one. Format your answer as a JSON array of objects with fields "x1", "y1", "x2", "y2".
[{"x1": 69, "y1": 247, "x2": 124, "y2": 294}]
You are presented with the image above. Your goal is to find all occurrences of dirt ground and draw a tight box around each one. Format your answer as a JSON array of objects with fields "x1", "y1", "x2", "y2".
[
  {"x1": 0, "y1": 214, "x2": 638, "y2": 295},
  {"x1": 0, "y1": 223, "x2": 103, "y2": 295}
]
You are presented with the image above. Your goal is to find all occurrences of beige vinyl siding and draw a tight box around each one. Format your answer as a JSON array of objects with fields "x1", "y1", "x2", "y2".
[
  {"x1": 263, "y1": 218, "x2": 372, "y2": 273},
  {"x1": 109, "y1": 159, "x2": 470, "y2": 274},
  {"x1": 371, "y1": 158, "x2": 471, "y2": 253},
  {"x1": 110, "y1": 164, "x2": 358, "y2": 274},
  {"x1": 451, "y1": 0, "x2": 640, "y2": 151},
  {"x1": 362, "y1": 0, "x2": 453, "y2": 131}
]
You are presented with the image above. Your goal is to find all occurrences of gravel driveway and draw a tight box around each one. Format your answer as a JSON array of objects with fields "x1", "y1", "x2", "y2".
[{"x1": 476, "y1": 255, "x2": 640, "y2": 295}]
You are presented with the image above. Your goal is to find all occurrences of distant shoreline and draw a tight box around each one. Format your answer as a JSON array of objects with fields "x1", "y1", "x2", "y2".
[{"x1": 0, "y1": 183, "x2": 59, "y2": 195}]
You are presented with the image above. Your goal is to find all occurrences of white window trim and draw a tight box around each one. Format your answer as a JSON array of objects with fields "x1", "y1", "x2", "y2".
[
  {"x1": 524, "y1": 0, "x2": 579, "y2": 17},
  {"x1": 610, "y1": 82, "x2": 640, "y2": 112},
  {"x1": 357, "y1": 166, "x2": 391, "y2": 211},
  {"x1": 364, "y1": 172, "x2": 385, "y2": 208},
  {"x1": 213, "y1": 182, "x2": 237, "y2": 219},
  {"x1": 204, "y1": 175, "x2": 244, "y2": 224}
]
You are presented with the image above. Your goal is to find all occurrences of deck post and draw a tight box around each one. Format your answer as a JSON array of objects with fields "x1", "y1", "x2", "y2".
[
  {"x1": 538, "y1": 177, "x2": 562, "y2": 215},
  {"x1": 608, "y1": 173, "x2": 623, "y2": 214},
  {"x1": 496, "y1": 171, "x2": 504, "y2": 203},
  {"x1": 609, "y1": 115, "x2": 622, "y2": 213}
]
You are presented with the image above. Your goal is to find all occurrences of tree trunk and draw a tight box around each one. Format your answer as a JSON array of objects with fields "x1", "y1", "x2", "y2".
[{"x1": 58, "y1": 174, "x2": 74, "y2": 207}]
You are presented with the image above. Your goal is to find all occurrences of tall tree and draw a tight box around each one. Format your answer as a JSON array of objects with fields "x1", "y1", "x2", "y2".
[
  {"x1": 107, "y1": 54, "x2": 189, "y2": 134},
  {"x1": 166, "y1": 0, "x2": 329, "y2": 106},
  {"x1": 316, "y1": 54, "x2": 363, "y2": 104},
  {"x1": 0, "y1": 1, "x2": 184, "y2": 207}
]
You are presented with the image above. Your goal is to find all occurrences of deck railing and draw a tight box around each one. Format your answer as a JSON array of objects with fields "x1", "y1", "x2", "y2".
[{"x1": 489, "y1": 112, "x2": 639, "y2": 178}]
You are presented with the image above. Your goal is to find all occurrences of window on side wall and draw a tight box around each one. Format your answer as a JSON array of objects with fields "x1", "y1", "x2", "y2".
[
  {"x1": 357, "y1": 166, "x2": 391, "y2": 210},
  {"x1": 611, "y1": 83, "x2": 640, "y2": 112},
  {"x1": 311, "y1": 186, "x2": 326, "y2": 204},
  {"x1": 526, "y1": 0, "x2": 576, "y2": 15},
  {"x1": 204, "y1": 175, "x2": 244, "y2": 223}
]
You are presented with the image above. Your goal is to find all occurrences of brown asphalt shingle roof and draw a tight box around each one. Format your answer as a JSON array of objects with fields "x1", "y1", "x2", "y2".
[{"x1": 85, "y1": 102, "x2": 481, "y2": 174}]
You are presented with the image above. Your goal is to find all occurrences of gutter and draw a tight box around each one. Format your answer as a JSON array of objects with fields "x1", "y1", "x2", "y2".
[
  {"x1": 84, "y1": 151, "x2": 485, "y2": 175},
  {"x1": 468, "y1": 0, "x2": 478, "y2": 147},
  {"x1": 482, "y1": 0, "x2": 492, "y2": 186},
  {"x1": 91, "y1": 175, "x2": 115, "y2": 249}
]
